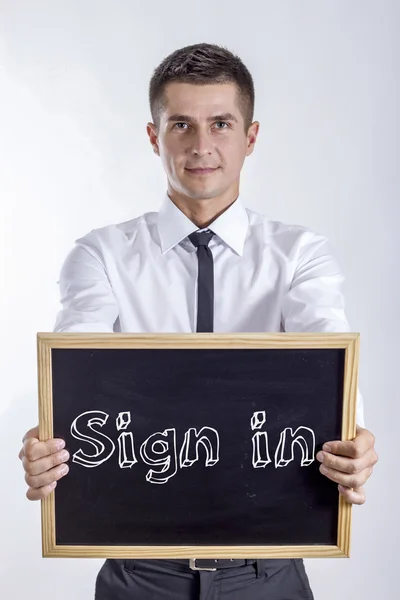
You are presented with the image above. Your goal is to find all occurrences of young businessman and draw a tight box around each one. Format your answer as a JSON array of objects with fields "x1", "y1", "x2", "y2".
[{"x1": 19, "y1": 43, "x2": 378, "y2": 599}]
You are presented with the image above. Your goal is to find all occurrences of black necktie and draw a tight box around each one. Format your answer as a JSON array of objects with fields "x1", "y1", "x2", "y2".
[{"x1": 188, "y1": 229, "x2": 215, "y2": 332}]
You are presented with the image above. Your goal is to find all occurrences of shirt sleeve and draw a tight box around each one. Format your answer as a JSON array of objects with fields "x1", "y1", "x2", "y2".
[
  {"x1": 281, "y1": 230, "x2": 365, "y2": 428},
  {"x1": 53, "y1": 237, "x2": 119, "y2": 333}
]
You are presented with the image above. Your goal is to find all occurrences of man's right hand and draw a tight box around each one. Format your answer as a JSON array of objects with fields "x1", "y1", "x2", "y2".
[{"x1": 18, "y1": 426, "x2": 70, "y2": 500}]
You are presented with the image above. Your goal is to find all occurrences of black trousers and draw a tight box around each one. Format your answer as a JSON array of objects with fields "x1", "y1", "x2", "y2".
[{"x1": 94, "y1": 558, "x2": 314, "y2": 599}]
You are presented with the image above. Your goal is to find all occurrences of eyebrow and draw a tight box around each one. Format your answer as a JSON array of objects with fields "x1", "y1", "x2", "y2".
[{"x1": 167, "y1": 113, "x2": 238, "y2": 124}]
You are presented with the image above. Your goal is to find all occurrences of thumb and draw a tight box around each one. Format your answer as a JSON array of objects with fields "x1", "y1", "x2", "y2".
[{"x1": 22, "y1": 425, "x2": 39, "y2": 444}]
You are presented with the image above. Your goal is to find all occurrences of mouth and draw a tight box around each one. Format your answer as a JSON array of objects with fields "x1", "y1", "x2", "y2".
[{"x1": 185, "y1": 167, "x2": 219, "y2": 175}]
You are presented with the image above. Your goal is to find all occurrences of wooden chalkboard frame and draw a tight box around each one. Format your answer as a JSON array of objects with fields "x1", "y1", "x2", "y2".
[{"x1": 37, "y1": 332, "x2": 359, "y2": 559}]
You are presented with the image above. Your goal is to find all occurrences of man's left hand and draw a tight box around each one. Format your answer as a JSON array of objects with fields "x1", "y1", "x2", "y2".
[{"x1": 316, "y1": 426, "x2": 378, "y2": 505}]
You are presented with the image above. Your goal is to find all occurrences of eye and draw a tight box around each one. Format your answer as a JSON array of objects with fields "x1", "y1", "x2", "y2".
[{"x1": 173, "y1": 122, "x2": 229, "y2": 130}]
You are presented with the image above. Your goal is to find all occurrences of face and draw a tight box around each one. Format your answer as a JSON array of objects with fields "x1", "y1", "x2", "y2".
[{"x1": 147, "y1": 82, "x2": 259, "y2": 204}]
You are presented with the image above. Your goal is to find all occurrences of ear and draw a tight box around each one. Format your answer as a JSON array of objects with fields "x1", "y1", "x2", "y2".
[
  {"x1": 147, "y1": 122, "x2": 159, "y2": 155},
  {"x1": 246, "y1": 121, "x2": 260, "y2": 156}
]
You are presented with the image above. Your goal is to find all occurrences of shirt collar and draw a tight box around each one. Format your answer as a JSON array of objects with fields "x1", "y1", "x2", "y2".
[{"x1": 157, "y1": 191, "x2": 249, "y2": 256}]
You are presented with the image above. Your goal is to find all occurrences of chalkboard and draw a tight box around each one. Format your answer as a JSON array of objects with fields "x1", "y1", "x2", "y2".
[{"x1": 37, "y1": 333, "x2": 359, "y2": 559}]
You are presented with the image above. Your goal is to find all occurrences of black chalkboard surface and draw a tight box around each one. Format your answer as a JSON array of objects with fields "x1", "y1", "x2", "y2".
[{"x1": 37, "y1": 333, "x2": 359, "y2": 559}]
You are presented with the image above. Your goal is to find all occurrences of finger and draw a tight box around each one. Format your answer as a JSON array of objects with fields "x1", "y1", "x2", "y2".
[
  {"x1": 26, "y1": 481, "x2": 58, "y2": 501},
  {"x1": 316, "y1": 448, "x2": 377, "y2": 475},
  {"x1": 338, "y1": 485, "x2": 366, "y2": 505},
  {"x1": 23, "y1": 437, "x2": 65, "y2": 462},
  {"x1": 323, "y1": 428, "x2": 375, "y2": 459},
  {"x1": 22, "y1": 448, "x2": 70, "y2": 476},
  {"x1": 25, "y1": 461, "x2": 69, "y2": 489},
  {"x1": 22, "y1": 426, "x2": 39, "y2": 444},
  {"x1": 19, "y1": 426, "x2": 40, "y2": 460},
  {"x1": 319, "y1": 464, "x2": 373, "y2": 488}
]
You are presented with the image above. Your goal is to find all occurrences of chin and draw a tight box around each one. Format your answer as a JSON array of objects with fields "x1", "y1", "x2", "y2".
[{"x1": 187, "y1": 190, "x2": 221, "y2": 201}]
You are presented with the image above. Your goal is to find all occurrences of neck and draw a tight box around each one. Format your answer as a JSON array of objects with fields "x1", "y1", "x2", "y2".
[{"x1": 167, "y1": 185, "x2": 240, "y2": 229}]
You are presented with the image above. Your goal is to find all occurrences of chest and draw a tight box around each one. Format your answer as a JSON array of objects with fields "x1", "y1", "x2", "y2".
[{"x1": 104, "y1": 242, "x2": 291, "y2": 333}]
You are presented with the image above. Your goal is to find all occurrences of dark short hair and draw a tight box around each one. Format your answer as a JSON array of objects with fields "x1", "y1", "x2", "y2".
[{"x1": 149, "y1": 42, "x2": 255, "y2": 133}]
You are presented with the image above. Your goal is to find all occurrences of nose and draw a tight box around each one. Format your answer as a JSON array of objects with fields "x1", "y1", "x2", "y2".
[{"x1": 190, "y1": 129, "x2": 213, "y2": 156}]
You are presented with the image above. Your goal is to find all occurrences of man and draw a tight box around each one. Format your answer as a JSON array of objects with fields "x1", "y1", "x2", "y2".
[{"x1": 19, "y1": 42, "x2": 378, "y2": 599}]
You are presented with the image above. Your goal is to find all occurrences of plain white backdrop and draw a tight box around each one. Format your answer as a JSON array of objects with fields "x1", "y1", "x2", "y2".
[{"x1": 0, "y1": 1, "x2": 398, "y2": 598}]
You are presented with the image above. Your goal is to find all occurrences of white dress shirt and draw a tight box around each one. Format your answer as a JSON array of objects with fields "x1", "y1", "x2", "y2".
[{"x1": 54, "y1": 191, "x2": 364, "y2": 426}]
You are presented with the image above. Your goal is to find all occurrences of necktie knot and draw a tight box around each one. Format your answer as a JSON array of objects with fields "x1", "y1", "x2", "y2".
[{"x1": 188, "y1": 229, "x2": 214, "y2": 248}]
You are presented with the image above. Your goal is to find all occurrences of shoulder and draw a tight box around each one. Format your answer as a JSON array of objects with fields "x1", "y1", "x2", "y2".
[
  {"x1": 71, "y1": 210, "x2": 158, "y2": 259},
  {"x1": 245, "y1": 206, "x2": 333, "y2": 260}
]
